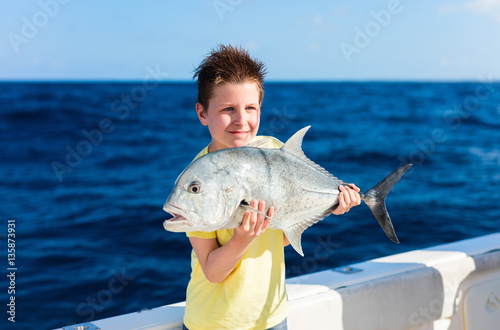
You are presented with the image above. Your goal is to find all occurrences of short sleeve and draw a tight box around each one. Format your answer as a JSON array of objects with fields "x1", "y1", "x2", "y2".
[
  {"x1": 186, "y1": 231, "x2": 217, "y2": 239},
  {"x1": 267, "y1": 136, "x2": 284, "y2": 149}
]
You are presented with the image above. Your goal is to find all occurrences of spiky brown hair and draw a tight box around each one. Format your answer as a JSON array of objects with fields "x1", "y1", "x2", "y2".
[{"x1": 193, "y1": 44, "x2": 267, "y2": 111}]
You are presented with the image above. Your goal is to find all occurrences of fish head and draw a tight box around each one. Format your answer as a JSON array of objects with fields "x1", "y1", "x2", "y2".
[{"x1": 163, "y1": 156, "x2": 244, "y2": 232}]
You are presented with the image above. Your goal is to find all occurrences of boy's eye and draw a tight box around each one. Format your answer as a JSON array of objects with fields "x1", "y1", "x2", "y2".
[{"x1": 222, "y1": 107, "x2": 233, "y2": 111}]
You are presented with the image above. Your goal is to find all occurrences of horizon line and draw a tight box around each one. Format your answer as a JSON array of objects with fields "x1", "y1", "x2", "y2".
[{"x1": 1, "y1": 78, "x2": 498, "y2": 83}]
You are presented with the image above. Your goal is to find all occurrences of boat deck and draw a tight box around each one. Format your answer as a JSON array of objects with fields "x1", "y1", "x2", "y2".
[{"x1": 60, "y1": 233, "x2": 500, "y2": 330}]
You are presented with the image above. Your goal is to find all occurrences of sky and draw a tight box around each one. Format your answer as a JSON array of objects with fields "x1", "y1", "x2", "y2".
[{"x1": 1, "y1": 0, "x2": 500, "y2": 81}]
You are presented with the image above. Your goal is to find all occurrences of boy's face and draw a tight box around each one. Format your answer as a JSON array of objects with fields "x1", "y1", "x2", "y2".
[{"x1": 197, "y1": 82, "x2": 261, "y2": 152}]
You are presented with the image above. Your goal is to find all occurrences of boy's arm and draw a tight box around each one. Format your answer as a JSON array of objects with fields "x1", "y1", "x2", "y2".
[
  {"x1": 189, "y1": 200, "x2": 273, "y2": 283},
  {"x1": 332, "y1": 185, "x2": 361, "y2": 215}
]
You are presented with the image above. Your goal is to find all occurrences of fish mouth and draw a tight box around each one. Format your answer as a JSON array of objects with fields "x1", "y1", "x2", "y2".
[
  {"x1": 167, "y1": 213, "x2": 188, "y2": 222},
  {"x1": 163, "y1": 204, "x2": 193, "y2": 232}
]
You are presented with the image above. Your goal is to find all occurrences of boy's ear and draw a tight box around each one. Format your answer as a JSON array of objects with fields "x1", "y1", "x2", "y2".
[{"x1": 196, "y1": 103, "x2": 208, "y2": 126}]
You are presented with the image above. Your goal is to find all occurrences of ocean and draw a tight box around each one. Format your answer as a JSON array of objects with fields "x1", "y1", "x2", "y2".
[{"x1": 1, "y1": 81, "x2": 499, "y2": 329}]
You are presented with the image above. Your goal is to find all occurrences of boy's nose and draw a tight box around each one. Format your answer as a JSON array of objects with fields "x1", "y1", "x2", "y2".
[{"x1": 232, "y1": 108, "x2": 247, "y2": 126}]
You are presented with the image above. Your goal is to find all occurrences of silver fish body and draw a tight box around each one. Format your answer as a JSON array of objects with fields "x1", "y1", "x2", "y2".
[{"x1": 163, "y1": 126, "x2": 411, "y2": 256}]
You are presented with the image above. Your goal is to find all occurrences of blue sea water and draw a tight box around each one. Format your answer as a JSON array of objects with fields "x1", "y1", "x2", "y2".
[{"x1": 0, "y1": 81, "x2": 499, "y2": 329}]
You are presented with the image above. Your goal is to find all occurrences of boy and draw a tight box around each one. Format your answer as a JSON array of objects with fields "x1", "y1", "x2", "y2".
[{"x1": 182, "y1": 44, "x2": 360, "y2": 330}]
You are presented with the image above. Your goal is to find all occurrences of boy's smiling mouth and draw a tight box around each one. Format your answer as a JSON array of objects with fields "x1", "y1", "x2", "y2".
[{"x1": 228, "y1": 130, "x2": 249, "y2": 135}]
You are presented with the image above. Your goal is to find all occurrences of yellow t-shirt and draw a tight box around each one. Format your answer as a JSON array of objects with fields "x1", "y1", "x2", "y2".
[{"x1": 183, "y1": 136, "x2": 289, "y2": 330}]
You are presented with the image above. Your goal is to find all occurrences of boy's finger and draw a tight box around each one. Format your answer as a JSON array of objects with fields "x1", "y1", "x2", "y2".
[
  {"x1": 347, "y1": 188, "x2": 357, "y2": 207},
  {"x1": 254, "y1": 201, "x2": 264, "y2": 222},
  {"x1": 250, "y1": 201, "x2": 272, "y2": 235},
  {"x1": 267, "y1": 206, "x2": 274, "y2": 219},
  {"x1": 258, "y1": 200, "x2": 266, "y2": 214},
  {"x1": 355, "y1": 191, "x2": 361, "y2": 205},
  {"x1": 261, "y1": 206, "x2": 273, "y2": 230},
  {"x1": 349, "y1": 184, "x2": 361, "y2": 192},
  {"x1": 341, "y1": 187, "x2": 351, "y2": 205},
  {"x1": 255, "y1": 201, "x2": 266, "y2": 231},
  {"x1": 243, "y1": 200, "x2": 257, "y2": 233},
  {"x1": 334, "y1": 193, "x2": 346, "y2": 215},
  {"x1": 241, "y1": 211, "x2": 251, "y2": 231},
  {"x1": 250, "y1": 200, "x2": 258, "y2": 219},
  {"x1": 349, "y1": 189, "x2": 360, "y2": 206}
]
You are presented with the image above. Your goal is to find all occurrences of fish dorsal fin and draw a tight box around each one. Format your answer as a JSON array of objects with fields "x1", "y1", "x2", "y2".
[
  {"x1": 283, "y1": 210, "x2": 332, "y2": 256},
  {"x1": 281, "y1": 126, "x2": 341, "y2": 182},
  {"x1": 281, "y1": 126, "x2": 310, "y2": 158},
  {"x1": 246, "y1": 137, "x2": 271, "y2": 148}
]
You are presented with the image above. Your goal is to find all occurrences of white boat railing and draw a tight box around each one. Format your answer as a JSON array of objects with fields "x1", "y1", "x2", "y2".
[{"x1": 59, "y1": 232, "x2": 500, "y2": 330}]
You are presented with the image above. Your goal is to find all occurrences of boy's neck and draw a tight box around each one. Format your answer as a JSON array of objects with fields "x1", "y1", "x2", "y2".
[{"x1": 207, "y1": 135, "x2": 260, "y2": 153}]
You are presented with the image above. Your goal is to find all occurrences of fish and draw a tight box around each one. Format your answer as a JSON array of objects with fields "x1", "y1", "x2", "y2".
[{"x1": 163, "y1": 126, "x2": 412, "y2": 256}]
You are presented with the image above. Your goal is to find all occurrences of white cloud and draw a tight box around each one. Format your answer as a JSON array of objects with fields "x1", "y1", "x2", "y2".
[{"x1": 439, "y1": 0, "x2": 500, "y2": 22}]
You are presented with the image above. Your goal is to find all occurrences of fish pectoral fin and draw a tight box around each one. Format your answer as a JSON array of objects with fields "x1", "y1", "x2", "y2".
[
  {"x1": 239, "y1": 200, "x2": 273, "y2": 221},
  {"x1": 283, "y1": 227, "x2": 305, "y2": 257},
  {"x1": 283, "y1": 211, "x2": 332, "y2": 257}
]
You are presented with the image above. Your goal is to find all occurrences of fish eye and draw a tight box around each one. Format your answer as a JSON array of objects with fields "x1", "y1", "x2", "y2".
[{"x1": 188, "y1": 182, "x2": 202, "y2": 194}]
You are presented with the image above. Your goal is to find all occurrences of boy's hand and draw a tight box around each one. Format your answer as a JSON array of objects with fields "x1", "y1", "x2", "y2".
[
  {"x1": 332, "y1": 184, "x2": 361, "y2": 215},
  {"x1": 191, "y1": 200, "x2": 273, "y2": 283},
  {"x1": 234, "y1": 200, "x2": 273, "y2": 242}
]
